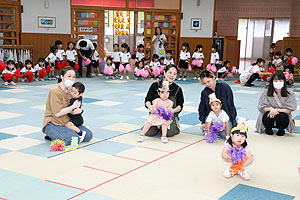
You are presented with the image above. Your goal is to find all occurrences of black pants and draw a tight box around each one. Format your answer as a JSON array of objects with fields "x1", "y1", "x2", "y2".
[
  {"x1": 78, "y1": 49, "x2": 92, "y2": 76},
  {"x1": 246, "y1": 73, "x2": 260, "y2": 85},
  {"x1": 262, "y1": 111, "x2": 289, "y2": 132}
]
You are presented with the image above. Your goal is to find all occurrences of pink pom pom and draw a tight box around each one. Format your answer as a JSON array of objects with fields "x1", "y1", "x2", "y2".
[
  {"x1": 227, "y1": 73, "x2": 233, "y2": 78},
  {"x1": 231, "y1": 66, "x2": 236, "y2": 73},
  {"x1": 160, "y1": 66, "x2": 165, "y2": 73},
  {"x1": 98, "y1": 57, "x2": 102, "y2": 63},
  {"x1": 192, "y1": 60, "x2": 197, "y2": 66},
  {"x1": 292, "y1": 57, "x2": 298, "y2": 65},
  {"x1": 119, "y1": 64, "x2": 124, "y2": 72},
  {"x1": 188, "y1": 65, "x2": 192, "y2": 71},
  {"x1": 136, "y1": 69, "x2": 142, "y2": 76},
  {"x1": 211, "y1": 65, "x2": 217, "y2": 72},
  {"x1": 104, "y1": 67, "x2": 109, "y2": 75},
  {"x1": 196, "y1": 60, "x2": 202, "y2": 67},
  {"x1": 153, "y1": 68, "x2": 160, "y2": 77},
  {"x1": 177, "y1": 65, "x2": 179, "y2": 70},
  {"x1": 108, "y1": 67, "x2": 113, "y2": 75},
  {"x1": 125, "y1": 64, "x2": 131, "y2": 72},
  {"x1": 284, "y1": 72, "x2": 289, "y2": 80},
  {"x1": 142, "y1": 69, "x2": 149, "y2": 78},
  {"x1": 82, "y1": 58, "x2": 91, "y2": 66},
  {"x1": 206, "y1": 64, "x2": 211, "y2": 70}
]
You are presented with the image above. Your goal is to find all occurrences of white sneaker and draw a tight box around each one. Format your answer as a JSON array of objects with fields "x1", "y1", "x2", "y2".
[
  {"x1": 79, "y1": 131, "x2": 87, "y2": 143},
  {"x1": 183, "y1": 78, "x2": 186, "y2": 81},
  {"x1": 10, "y1": 81, "x2": 16, "y2": 86},
  {"x1": 239, "y1": 170, "x2": 250, "y2": 181},
  {"x1": 137, "y1": 135, "x2": 144, "y2": 142},
  {"x1": 106, "y1": 76, "x2": 109, "y2": 79},
  {"x1": 120, "y1": 76, "x2": 123, "y2": 80},
  {"x1": 112, "y1": 76, "x2": 115, "y2": 79},
  {"x1": 161, "y1": 137, "x2": 168, "y2": 143},
  {"x1": 178, "y1": 77, "x2": 182, "y2": 81},
  {"x1": 4, "y1": 82, "x2": 8, "y2": 86},
  {"x1": 21, "y1": 78, "x2": 25, "y2": 82},
  {"x1": 48, "y1": 77, "x2": 51, "y2": 80},
  {"x1": 52, "y1": 77, "x2": 56, "y2": 80},
  {"x1": 35, "y1": 78, "x2": 39, "y2": 82},
  {"x1": 224, "y1": 169, "x2": 232, "y2": 178},
  {"x1": 92, "y1": 73, "x2": 96, "y2": 77},
  {"x1": 56, "y1": 75, "x2": 60, "y2": 79},
  {"x1": 198, "y1": 77, "x2": 200, "y2": 80},
  {"x1": 193, "y1": 77, "x2": 197, "y2": 80},
  {"x1": 135, "y1": 77, "x2": 138, "y2": 80},
  {"x1": 126, "y1": 76, "x2": 130, "y2": 80},
  {"x1": 40, "y1": 78, "x2": 44, "y2": 81}
]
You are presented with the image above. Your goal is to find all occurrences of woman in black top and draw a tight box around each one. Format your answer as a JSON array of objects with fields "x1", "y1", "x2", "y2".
[
  {"x1": 144, "y1": 64, "x2": 184, "y2": 137},
  {"x1": 198, "y1": 70, "x2": 237, "y2": 134}
]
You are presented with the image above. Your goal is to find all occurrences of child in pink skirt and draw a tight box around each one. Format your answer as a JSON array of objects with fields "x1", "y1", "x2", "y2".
[{"x1": 138, "y1": 81, "x2": 174, "y2": 143}]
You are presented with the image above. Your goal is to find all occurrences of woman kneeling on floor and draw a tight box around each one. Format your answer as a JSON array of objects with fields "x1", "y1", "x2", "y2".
[
  {"x1": 42, "y1": 66, "x2": 93, "y2": 145},
  {"x1": 256, "y1": 71, "x2": 297, "y2": 136}
]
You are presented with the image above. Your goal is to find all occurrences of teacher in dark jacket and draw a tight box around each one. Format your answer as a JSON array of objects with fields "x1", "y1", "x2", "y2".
[{"x1": 198, "y1": 70, "x2": 237, "y2": 132}]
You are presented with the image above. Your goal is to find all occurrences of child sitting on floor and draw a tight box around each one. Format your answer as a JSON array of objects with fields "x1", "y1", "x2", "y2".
[
  {"x1": 205, "y1": 93, "x2": 230, "y2": 139},
  {"x1": 138, "y1": 81, "x2": 174, "y2": 143},
  {"x1": 284, "y1": 67, "x2": 294, "y2": 87},
  {"x1": 221, "y1": 123, "x2": 253, "y2": 180}
]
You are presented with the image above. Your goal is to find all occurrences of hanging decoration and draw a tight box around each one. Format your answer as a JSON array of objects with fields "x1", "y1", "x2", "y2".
[{"x1": 114, "y1": 11, "x2": 130, "y2": 36}]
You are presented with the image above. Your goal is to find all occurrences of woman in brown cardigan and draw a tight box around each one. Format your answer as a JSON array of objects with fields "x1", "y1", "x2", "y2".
[{"x1": 43, "y1": 66, "x2": 93, "y2": 145}]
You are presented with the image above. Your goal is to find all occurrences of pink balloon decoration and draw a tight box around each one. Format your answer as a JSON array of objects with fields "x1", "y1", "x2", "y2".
[
  {"x1": 192, "y1": 60, "x2": 197, "y2": 66},
  {"x1": 188, "y1": 65, "x2": 192, "y2": 71},
  {"x1": 227, "y1": 73, "x2": 233, "y2": 78},
  {"x1": 153, "y1": 68, "x2": 160, "y2": 77},
  {"x1": 142, "y1": 69, "x2": 149, "y2": 78},
  {"x1": 211, "y1": 65, "x2": 217, "y2": 72}
]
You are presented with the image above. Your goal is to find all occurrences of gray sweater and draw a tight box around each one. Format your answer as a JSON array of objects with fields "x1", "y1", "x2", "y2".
[{"x1": 256, "y1": 89, "x2": 297, "y2": 133}]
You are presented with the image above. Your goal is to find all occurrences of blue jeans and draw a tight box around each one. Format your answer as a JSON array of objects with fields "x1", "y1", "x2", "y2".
[
  {"x1": 44, "y1": 122, "x2": 93, "y2": 145},
  {"x1": 218, "y1": 121, "x2": 233, "y2": 139}
]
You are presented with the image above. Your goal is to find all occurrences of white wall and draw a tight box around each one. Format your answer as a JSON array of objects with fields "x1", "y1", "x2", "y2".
[
  {"x1": 21, "y1": 0, "x2": 70, "y2": 34},
  {"x1": 180, "y1": 0, "x2": 214, "y2": 37}
]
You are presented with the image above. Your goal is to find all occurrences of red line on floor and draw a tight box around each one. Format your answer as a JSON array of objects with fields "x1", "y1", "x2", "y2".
[
  {"x1": 137, "y1": 145, "x2": 171, "y2": 153},
  {"x1": 167, "y1": 139, "x2": 191, "y2": 144},
  {"x1": 113, "y1": 155, "x2": 149, "y2": 163},
  {"x1": 83, "y1": 166, "x2": 121, "y2": 176},
  {"x1": 67, "y1": 139, "x2": 204, "y2": 200},
  {"x1": 45, "y1": 180, "x2": 86, "y2": 191},
  {"x1": 0, "y1": 197, "x2": 8, "y2": 200}
]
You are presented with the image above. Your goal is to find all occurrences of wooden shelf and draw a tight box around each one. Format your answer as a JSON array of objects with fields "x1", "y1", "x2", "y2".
[
  {"x1": 0, "y1": 29, "x2": 17, "y2": 32},
  {"x1": 0, "y1": 13, "x2": 14, "y2": 16},
  {"x1": 0, "y1": 21, "x2": 16, "y2": 24},
  {"x1": 74, "y1": 24, "x2": 100, "y2": 28},
  {"x1": 74, "y1": 32, "x2": 100, "y2": 34},
  {"x1": 74, "y1": 17, "x2": 99, "y2": 20}
]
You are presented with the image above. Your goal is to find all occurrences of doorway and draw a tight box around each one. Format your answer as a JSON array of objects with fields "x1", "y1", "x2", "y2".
[
  {"x1": 104, "y1": 10, "x2": 144, "y2": 56},
  {"x1": 238, "y1": 18, "x2": 290, "y2": 71}
]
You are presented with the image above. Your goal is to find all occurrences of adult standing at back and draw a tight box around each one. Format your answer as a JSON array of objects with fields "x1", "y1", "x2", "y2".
[
  {"x1": 152, "y1": 27, "x2": 167, "y2": 58},
  {"x1": 198, "y1": 70, "x2": 237, "y2": 135},
  {"x1": 76, "y1": 38, "x2": 95, "y2": 78}
]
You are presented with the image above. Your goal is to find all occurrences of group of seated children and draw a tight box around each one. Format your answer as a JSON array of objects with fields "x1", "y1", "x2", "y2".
[{"x1": 239, "y1": 48, "x2": 297, "y2": 87}]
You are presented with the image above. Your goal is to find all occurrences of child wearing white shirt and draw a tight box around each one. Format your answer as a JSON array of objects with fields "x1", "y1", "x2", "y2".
[
  {"x1": 120, "y1": 43, "x2": 131, "y2": 80},
  {"x1": 210, "y1": 44, "x2": 220, "y2": 70},
  {"x1": 192, "y1": 44, "x2": 204, "y2": 80},
  {"x1": 164, "y1": 50, "x2": 174, "y2": 66},
  {"x1": 240, "y1": 58, "x2": 265, "y2": 87},
  {"x1": 136, "y1": 44, "x2": 145, "y2": 61},
  {"x1": 65, "y1": 42, "x2": 77, "y2": 69},
  {"x1": 91, "y1": 42, "x2": 100, "y2": 76},
  {"x1": 205, "y1": 93, "x2": 230, "y2": 139},
  {"x1": 272, "y1": 51, "x2": 283, "y2": 72},
  {"x1": 112, "y1": 44, "x2": 121, "y2": 74},
  {"x1": 46, "y1": 45, "x2": 57, "y2": 80},
  {"x1": 178, "y1": 42, "x2": 190, "y2": 81}
]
